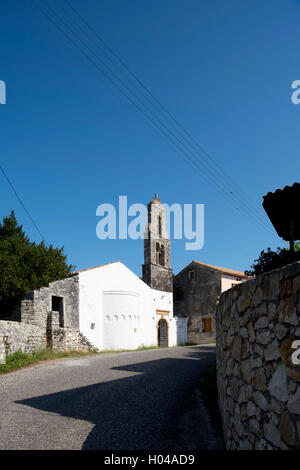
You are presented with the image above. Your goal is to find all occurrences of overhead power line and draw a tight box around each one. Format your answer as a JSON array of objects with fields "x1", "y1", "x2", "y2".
[
  {"x1": 0, "y1": 164, "x2": 49, "y2": 244},
  {"x1": 59, "y1": 0, "x2": 267, "y2": 226},
  {"x1": 28, "y1": 0, "x2": 275, "y2": 237}
]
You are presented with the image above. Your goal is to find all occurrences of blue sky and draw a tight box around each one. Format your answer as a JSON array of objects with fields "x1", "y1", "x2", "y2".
[{"x1": 1, "y1": 0, "x2": 299, "y2": 276}]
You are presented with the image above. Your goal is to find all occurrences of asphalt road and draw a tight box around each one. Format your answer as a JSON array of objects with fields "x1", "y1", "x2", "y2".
[{"x1": 0, "y1": 345, "x2": 217, "y2": 450}]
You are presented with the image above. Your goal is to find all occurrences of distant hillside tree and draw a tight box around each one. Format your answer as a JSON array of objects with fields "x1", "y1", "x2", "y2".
[
  {"x1": 0, "y1": 211, "x2": 75, "y2": 310},
  {"x1": 245, "y1": 242, "x2": 300, "y2": 276}
]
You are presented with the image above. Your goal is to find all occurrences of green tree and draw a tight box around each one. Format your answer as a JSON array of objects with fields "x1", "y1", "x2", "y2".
[
  {"x1": 245, "y1": 243, "x2": 300, "y2": 276},
  {"x1": 0, "y1": 211, "x2": 75, "y2": 311}
]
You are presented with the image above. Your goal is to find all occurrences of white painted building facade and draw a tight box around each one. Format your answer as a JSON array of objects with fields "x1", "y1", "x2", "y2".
[{"x1": 78, "y1": 261, "x2": 186, "y2": 351}]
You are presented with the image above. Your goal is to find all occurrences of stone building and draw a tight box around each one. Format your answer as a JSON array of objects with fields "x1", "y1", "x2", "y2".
[{"x1": 173, "y1": 261, "x2": 251, "y2": 344}]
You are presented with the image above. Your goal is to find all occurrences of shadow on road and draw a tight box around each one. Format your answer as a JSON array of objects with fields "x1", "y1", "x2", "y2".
[{"x1": 16, "y1": 347, "x2": 216, "y2": 450}]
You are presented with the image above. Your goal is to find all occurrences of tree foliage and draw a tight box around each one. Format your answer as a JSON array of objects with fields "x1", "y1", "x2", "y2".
[
  {"x1": 245, "y1": 242, "x2": 300, "y2": 276},
  {"x1": 0, "y1": 211, "x2": 75, "y2": 308}
]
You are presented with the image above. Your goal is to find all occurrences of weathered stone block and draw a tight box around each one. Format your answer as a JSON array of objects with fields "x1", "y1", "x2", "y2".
[
  {"x1": 280, "y1": 337, "x2": 295, "y2": 367},
  {"x1": 264, "y1": 421, "x2": 282, "y2": 448},
  {"x1": 264, "y1": 340, "x2": 280, "y2": 362},
  {"x1": 268, "y1": 364, "x2": 289, "y2": 403},
  {"x1": 286, "y1": 367, "x2": 300, "y2": 383},
  {"x1": 241, "y1": 339, "x2": 250, "y2": 359},
  {"x1": 253, "y1": 288, "x2": 263, "y2": 307},
  {"x1": 231, "y1": 336, "x2": 242, "y2": 361},
  {"x1": 247, "y1": 401, "x2": 256, "y2": 417},
  {"x1": 278, "y1": 297, "x2": 298, "y2": 325},
  {"x1": 275, "y1": 323, "x2": 288, "y2": 340},
  {"x1": 238, "y1": 384, "x2": 252, "y2": 404},
  {"x1": 241, "y1": 358, "x2": 252, "y2": 383},
  {"x1": 254, "y1": 316, "x2": 269, "y2": 330},
  {"x1": 254, "y1": 391, "x2": 267, "y2": 411},
  {"x1": 229, "y1": 378, "x2": 240, "y2": 402},
  {"x1": 279, "y1": 412, "x2": 295, "y2": 446},
  {"x1": 268, "y1": 303, "x2": 277, "y2": 322},
  {"x1": 287, "y1": 386, "x2": 300, "y2": 415},
  {"x1": 279, "y1": 279, "x2": 292, "y2": 299},
  {"x1": 247, "y1": 321, "x2": 255, "y2": 342},
  {"x1": 252, "y1": 368, "x2": 267, "y2": 392},
  {"x1": 256, "y1": 330, "x2": 271, "y2": 345},
  {"x1": 237, "y1": 288, "x2": 252, "y2": 313}
]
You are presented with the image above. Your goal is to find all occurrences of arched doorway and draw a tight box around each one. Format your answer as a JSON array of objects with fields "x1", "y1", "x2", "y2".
[{"x1": 157, "y1": 318, "x2": 168, "y2": 347}]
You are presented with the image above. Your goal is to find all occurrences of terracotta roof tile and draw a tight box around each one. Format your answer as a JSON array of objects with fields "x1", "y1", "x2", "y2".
[{"x1": 192, "y1": 261, "x2": 251, "y2": 279}]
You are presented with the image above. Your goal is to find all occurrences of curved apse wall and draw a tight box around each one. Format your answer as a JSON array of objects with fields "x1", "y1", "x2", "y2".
[{"x1": 103, "y1": 291, "x2": 141, "y2": 350}]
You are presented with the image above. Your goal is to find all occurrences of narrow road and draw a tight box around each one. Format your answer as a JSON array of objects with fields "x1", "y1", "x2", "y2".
[{"x1": 0, "y1": 345, "x2": 217, "y2": 450}]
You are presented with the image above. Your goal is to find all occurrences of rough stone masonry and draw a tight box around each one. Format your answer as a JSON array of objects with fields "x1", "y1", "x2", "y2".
[
  {"x1": 0, "y1": 275, "x2": 96, "y2": 355},
  {"x1": 216, "y1": 261, "x2": 300, "y2": 450}
]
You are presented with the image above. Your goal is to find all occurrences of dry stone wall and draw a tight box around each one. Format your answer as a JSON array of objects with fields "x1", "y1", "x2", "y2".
[
  {"x1": 0, "y1": 319, "x2": 96, "y2": 355},
  {"x1": 0, "y1": 321, "x2": 46, "y2": 354},
  {"x1": 216, "y1": 261, "x2": 300, "y2": 450}
]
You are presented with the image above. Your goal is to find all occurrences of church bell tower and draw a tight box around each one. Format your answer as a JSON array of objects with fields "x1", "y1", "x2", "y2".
[{"x1": 142, "y1": 194, "x2": 173, "y2": 292}]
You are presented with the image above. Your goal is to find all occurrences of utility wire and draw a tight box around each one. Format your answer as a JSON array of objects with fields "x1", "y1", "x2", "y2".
[
  {"x1": 46, "y1": 0, "x2": 270, "y2": 232},
  {"x1": 29, "y1": 0, "x2": 275, "y2": 236},
  {"x1": 0, "y1": 164, "x2": 49, "y2": 245},
  {"x1": 59, "y1": 0, "x2": 268, "y2": 227}
]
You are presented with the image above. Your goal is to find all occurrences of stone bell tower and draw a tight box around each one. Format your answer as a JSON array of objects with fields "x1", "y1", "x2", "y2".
[{"x1": 142, "y1": 194, "x2": 173, "y2": 292}]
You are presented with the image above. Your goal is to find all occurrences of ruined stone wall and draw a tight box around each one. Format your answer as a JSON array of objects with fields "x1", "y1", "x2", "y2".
[
  {"x1": 47, "y1": 311, "x2": 96, "y2": 352},
  {"x1": 216, "y1": 261, "x2": 300, "y2": 450},
  {"x1": 0, "y1": 321, "x2": 47, "y2": 354},
  {"x1": 0, "y1": 318, "x2": 96, "y2": 355},
  {"x1": 21, "y1": 275, "x2": 79, "y2": 330}
]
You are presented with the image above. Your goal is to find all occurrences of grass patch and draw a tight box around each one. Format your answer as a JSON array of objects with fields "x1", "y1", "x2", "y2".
[
  {"x1": 0, "y1": 348, "x2": 98, "y2": 375},
  {"x1": 198, "y1": 363, "x2": 223, "y2": 438}
]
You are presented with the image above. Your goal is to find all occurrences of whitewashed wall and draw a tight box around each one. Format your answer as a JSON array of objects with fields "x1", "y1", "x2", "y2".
[
  {"x1": 151, "y1": 288, "x2": 177, "y2": 346},
  {"x1": 78, "y1": 262, "x2": 183, "y2": 350}
]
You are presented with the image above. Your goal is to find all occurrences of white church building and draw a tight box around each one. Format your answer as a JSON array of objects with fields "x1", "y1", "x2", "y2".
[
  {"x1": 77, "y1": 193, "x2": 187, "y2": 350},
  {"x1": 77, "y1": 261, "x2": 185, "y2": 351}
]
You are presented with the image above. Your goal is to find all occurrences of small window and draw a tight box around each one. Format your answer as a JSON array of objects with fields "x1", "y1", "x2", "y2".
[
  {"x1": 156, "y1": 243, "x2": 160, "y2": 264},
  {"x1": 203, "y1": 317, "x2": 212, "y2": 333},
  {"x1": 51, "y1": 296, "x2": 64, "y2": 327},
  {"x1": 159, "y1": 245, "x2": 165, "y2": 266},
  {"x1": 189, "y1": 270, "x2": 195, "y2": 280},
  {"x1": 158, "y1": 215, "x2": 162, "y2": 236},
  {"x1": 91, "y1": 323, "x2": 95, "y2": 330},
  {"x1": 52, "y1": 296, "x2": 63, "y2": 312},
  {"x1": 174, "y1": 287, "x2": 184, "y2": 301}
]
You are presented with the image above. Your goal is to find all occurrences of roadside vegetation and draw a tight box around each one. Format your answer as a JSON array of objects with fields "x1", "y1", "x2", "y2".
[
  {"x1": 0, "y1": 211, "x2": 74, "y2": 315},
  {"x1": 245, "y1": 242, "x2": 300, "y2": 276},
  {"x1": 0, "y1": 344, "x2": 168, "y2": 375},
  {"x1": 0, "y1": 348, "x2": 98, "y2": 375}
]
